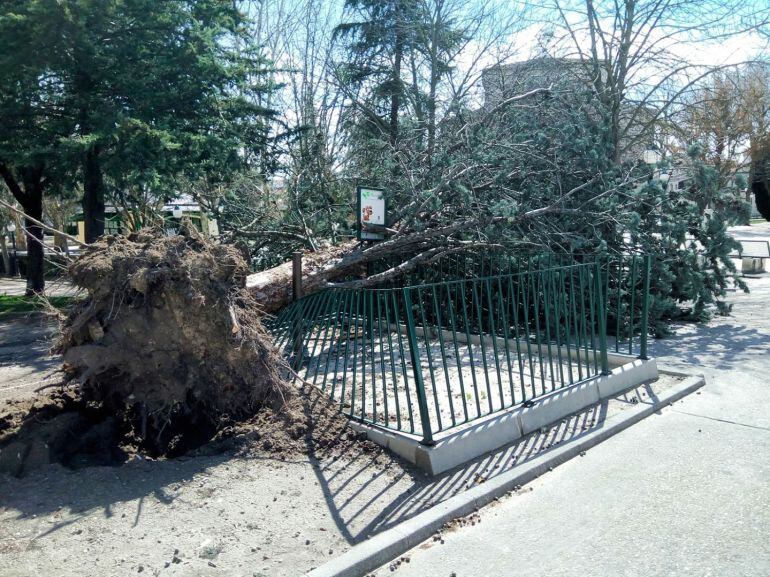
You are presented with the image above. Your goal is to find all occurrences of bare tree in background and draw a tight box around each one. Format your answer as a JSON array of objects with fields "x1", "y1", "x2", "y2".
[{"x1": 546, "y1": 0, "x2": 770, "y2": 163}]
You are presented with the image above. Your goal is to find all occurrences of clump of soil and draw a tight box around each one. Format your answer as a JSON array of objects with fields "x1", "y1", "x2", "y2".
[
  {"x1": 0, "y1": 382, "x2": 375, "y2": 477},
  {"x1": 56, "y1": 227, "x2": 296, "y2": 456},
  {"x1": 196, "y1": 383, "x2": 378, "y2": 461}
]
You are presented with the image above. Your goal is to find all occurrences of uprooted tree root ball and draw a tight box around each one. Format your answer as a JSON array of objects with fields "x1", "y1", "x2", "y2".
[
  {"x1": 0, "y1": 228, "x2": 383, "y2": 476},
  {"x1": 56, "y1": 227, "x2": 297, "y2": 457}
]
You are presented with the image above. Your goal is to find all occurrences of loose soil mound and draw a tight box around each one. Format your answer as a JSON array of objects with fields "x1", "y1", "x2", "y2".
[
  {"x1": 58, "y1": 227, "x2": 288, "y2": 457},
  {"x1": 0, "y1": 382, "x2": 373, "y2": 476},
  {"x1": 1, "y1": 228, "x2": 366, "y2": 475}
]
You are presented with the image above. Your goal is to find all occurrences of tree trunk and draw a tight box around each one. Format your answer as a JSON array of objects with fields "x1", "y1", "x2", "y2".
[
  {"x1": 246, "y1": 241, "x2": 360, "y2": 314},
  {"x1": 83, "y1": 147, "x2": 106, "y2": 243},
  {"x1": 20, "y1": 190, "x2": 44, "y2": 295},
  {"x1": 0, "y1": 163, "x2": 45, "y2": 291}
]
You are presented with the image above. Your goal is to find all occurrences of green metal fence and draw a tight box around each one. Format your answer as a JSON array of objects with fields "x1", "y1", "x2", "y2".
[{"x1": 266, "y1": 254, "x2": 651, "y2": 444}]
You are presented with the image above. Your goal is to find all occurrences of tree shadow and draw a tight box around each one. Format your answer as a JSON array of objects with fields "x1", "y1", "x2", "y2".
[
  {"x1": 0, "y1": 445, "x2": 234, "y2": 539},
  {"x1": 650, "y1": 322, "x2": 768, "y2": 370},
  {"x1": 0, "y1": 315, "x2": 62, "y2": 401}
]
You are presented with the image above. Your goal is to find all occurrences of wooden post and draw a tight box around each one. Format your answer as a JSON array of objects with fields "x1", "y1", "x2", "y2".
[
  {"x1": 292, "y1": 252, "x2": 303, "y2": 367},
  {"x1": 292, "y1": 251, "x2": 303, "y2": 301}
]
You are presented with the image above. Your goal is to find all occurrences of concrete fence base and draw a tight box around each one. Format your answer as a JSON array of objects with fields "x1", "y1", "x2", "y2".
[{"x1": 350, "y1": 356, "x2": 658, "y2": 475}]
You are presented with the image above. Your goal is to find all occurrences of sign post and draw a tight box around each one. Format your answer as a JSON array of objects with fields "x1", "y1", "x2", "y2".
[
  {"x1": 292, "y1": 251, "x2": 303, "y2": 368},
  {"x1": 357, "y1": 186, "x2": 386, "y2": 241}
]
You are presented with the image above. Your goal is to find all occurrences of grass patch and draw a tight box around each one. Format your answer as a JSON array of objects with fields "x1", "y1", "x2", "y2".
[{"x1": 0, "y1": 294, "x2": 74, "y2": 317}]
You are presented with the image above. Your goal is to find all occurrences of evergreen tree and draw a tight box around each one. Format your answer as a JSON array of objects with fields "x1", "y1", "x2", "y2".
[
  {"x1": 0, "y1": 0, "x2": 279, "y2": 291},
  {"x1": 335, "y1": 0, "x2": 419, "y2": 148}
]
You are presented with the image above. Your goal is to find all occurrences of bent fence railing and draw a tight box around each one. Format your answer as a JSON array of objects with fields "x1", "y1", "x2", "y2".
[{"x1": 266, "y1": 255, "x2": 651, "y2": 444}]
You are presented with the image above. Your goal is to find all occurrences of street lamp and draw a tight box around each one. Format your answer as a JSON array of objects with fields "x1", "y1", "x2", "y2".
[{"x1": 6, "y1": 223, "x2": 19, "y2": 277}]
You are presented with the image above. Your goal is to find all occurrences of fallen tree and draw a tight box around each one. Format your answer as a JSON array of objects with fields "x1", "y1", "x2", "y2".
[{"x1": 246, "y1": 197, "x2": 611, "y2": 313}]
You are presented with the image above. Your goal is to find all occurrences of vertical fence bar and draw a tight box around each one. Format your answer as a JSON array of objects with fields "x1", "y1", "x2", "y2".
[
  {"x1": 391, "y1": 290, "x2": 415, "y2": 433},
  {"x1": 519, "y1": 271, "x2": 538, "y2": 398},
  {"x1": 507, "y1": 275, "x2": 527, "y2": 399},
  {"x1": 628, "y1": 256, "x2": 638, "y2": 355},
  {"x1": 293, "y1": 292, "x2": 326, "y2": 374},
  {"x1": 530, "y1": 270, "x2": 547, "y2": 395},
  {"x1": 558, "y1": 268, "x2": 575, "y2": 384},
  {"x1": 416, "y1": 287, "x2": 443, "y2": 431},
  {"x1": 382, "y1": 291, "x2": 401, "y2": 430},
  {"x1": 568, "y1": 267, "x2": 584, "y2": 381},
  {"x1": 431, "y1": 285, "x2": 456, "y2": 427},
  {"x1": 329, "y1": 291, "x2": 351, "y2": 400},
  {"x1": 402, "y1": 288, "x2": 434, "y2": 445},
  {"x1": 445, "y1": 283, "x2": 469, "y2": 422},
  {"x1": 495, "y1": 277, "x2": 516, "y2": 405},
  {"x1": 587, "y1": 263, "x2": 598, "y2": 375},
  {"x1": 548, "y1": 269, "x2": 566, "y2": 388},
  {"x1": 578, "y1": 266, "x2": 591, "y2": 377},
  {"x1": 366, "y1": 290, "x2": 377, "y2": 422},
  {"x1": 459, "y1": 281, "x2": 482, "y2": 418},
  {"x1": 375, "y1": 292, "x2": 389, "y2": 425},
  {"x1": 349, "y1": 291, "x2": 361, "y2": 417},
  {"x1": 639, "y1": 254, "x2": 651, "y2": 360},
  {"x1": 309, "y1": 291, "x2": 337, "y2": 386},
  {"x1": 595, "y1": 260, "x2": 610, "y2": 374},
  {"x1": 471, "y1": 280, "x2": 494, "y2": 414},
  {"x1": 542, "y1": 269, "x2": 556, "y2": 391},
  {"x1": 484, "y1": 280, "x2": 505, "y2": 410}
]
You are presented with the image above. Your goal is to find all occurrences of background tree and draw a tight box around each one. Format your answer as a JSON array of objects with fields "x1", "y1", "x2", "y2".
[
  {"x1": 0, "y1": 0, "x2": 73, "y2": 293},
  {"x1": 546, "y1": 0, "x2": 770, "y2": 162},
  {"x1": 1, "y1": 0, "x2": 280, "y2": 294},
  {"x1": 674, "y1": 64, "x2": 770, "y2": 222}
]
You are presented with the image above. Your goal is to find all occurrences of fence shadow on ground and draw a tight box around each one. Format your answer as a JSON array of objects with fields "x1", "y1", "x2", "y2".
[{"x1": 306, "y1": 383, "x2": 657, "y2": 544}]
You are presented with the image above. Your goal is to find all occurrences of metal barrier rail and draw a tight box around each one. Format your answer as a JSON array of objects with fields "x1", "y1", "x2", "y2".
[
  {"x1": 372, "y1": 252, "x2": 652, "y2": 357},
  {"x1": 728, "y1": 239, "x2": 770, "y2": 259},
  {"x1": 266, "y1": 255, "x2": 651, "y2": 444}
]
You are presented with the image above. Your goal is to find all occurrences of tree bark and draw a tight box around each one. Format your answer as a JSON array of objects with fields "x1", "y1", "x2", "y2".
[
  {"x1": 246, "y1": 241, "x2": 360, "y2": 313},
  {"x1": 83, "y1": 147, "x2": 106, "y2": 243},
  {"x1": 0, "y1": 163, "x2": 45, "y2": 291},
  {"x1": 20, "y1": 186, "x2": 45, "y2": 295}
]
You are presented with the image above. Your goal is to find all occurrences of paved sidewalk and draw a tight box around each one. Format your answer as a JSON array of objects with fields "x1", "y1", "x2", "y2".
[{"x1": 387, "y1": 259, "x2": 770, "y2": 574}]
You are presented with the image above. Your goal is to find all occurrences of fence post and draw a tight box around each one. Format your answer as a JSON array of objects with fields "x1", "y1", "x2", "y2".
[
  {"x1": 595, "y1": 260, "x2": 610, "y2": 375},
  {"x1": 638, "y1": 254, "x2": 651, "y2": 360},
  {"x1": 292, "y1": 251, "x2": 303, "y2": 368},
  {"x1": 402, "y1": 288, "x2": 434, "y2": 445}
]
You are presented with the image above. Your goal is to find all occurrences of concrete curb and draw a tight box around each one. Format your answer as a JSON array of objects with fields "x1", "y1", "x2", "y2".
[{"x1": 305, "y1": 373, "x2": 705, "y2": 577}]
